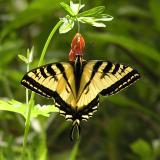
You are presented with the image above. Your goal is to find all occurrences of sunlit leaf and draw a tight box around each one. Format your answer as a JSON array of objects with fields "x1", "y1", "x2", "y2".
[
  {"x1": 0, "y1": 99, "x2": 59, "y2": 119},
  {"x1": 70, "y1": 1, "x2": 85, "y2": 15},
  {"x1": 78, "y1": 17, "x2": 106, "y2": 27},
  {"x1": 27, "y1": 46, "x2": 34, "y2": 63},
  {"x1": 18, "y1": 54, "x2": 28, "y2": 64},
  {"x1": 91, "y1": 22, "x2": 106, "y2": 27},
  {"x1": 95, "y1": 14, "x2": 113, "y2": 21},
  {"x1": 131, "y1": 139, "x2": 153, "y2": 160},
  {"x1": 60, "y1": 2, "x2": 75, "y2": 16},
  {"x1": 78, "y1": 6, "x2": 105, "y2": 17},
  {"x1": 59, "y1": 17, "x2": 74, "y2": 33}
]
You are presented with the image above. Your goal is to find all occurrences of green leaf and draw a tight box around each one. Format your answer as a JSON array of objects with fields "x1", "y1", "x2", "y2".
[
  {"x1": 18, "y1": 54, "x2": 28, "y2": 64},
  {"x1": 70, "y1": 1, "x2": 85, "y2": 15},
  {"x1": 60, "y1": 2, "x2": 75, "y2": 16},
  {"x1": 78, "y1": 14, "x2": 113, "y2": 28},
  {"x1": 78, "y1": 17, "x2": 106, "y2": 27},
  {"x1": 149, "y1": 0, "x2": 160, "y2": 31},
  {"x1": 78, "y1": 17, "x2": 95, "y2": 23},
  {"x1": 0, "y1": 152, "x2": 5, "y2": 160},
  {"x1": 0, "y1": 99, "x2": 59, "y2": 119},
  {"x1": 27, "y1": 46, "x2": 34, "y2": 63},
  {"x1": 91, "y1": 22, "x2": 106, "y2": 27},
  {"x1": 87, "y1": 33, "x2": 160, "y2": 63},
  {"x1": 152, "y1": 139, "x2": 160, "y2": 158},
  {"x1": 107, "y1": 95, "x2": 160, "y2": 124},
  {"x1": 117, "y1": 5, "x2": 150, "y2": 18},
  {"x1": 131, "y1": 139, "x2": 153, "y2": 160},
  {"x1": 78, "y1": 6, "x2": 105, "y2": 17},
  {"x1": 0, "y1": 40, "x2": 22, "y2": 67},
  {"x1": 59, "y1": 17, "x2": 74, "y2": 33},
  {"x1": 94, "y1": 14, "x2": 113, "y2": 21},
  {"x1": 0, "y1": 0, "x2": 63, "y2": 40}
]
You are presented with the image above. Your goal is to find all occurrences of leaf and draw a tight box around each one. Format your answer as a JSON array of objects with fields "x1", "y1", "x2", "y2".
[
  {"x1": 131, "y1": 139, "x2": 153, "y2": 160},
  {"x1": 18, "y1": 54, "x2": 28, "y2": 64},
  {"x1": 0, "y1": 0, "x2": 65, "y2": 40},
  {"x1": 91, "y1": 22, "x2": 106, "y2": 27},
  {"x1": 149, "y1": 0, "x2": 160, "y2": 31},
  {"x1": 87, "y1": 33, "x2": 160, "y2": 63},
  {"x1": 0, "y1": 99, "x2": 59, "y2": 119},
  {"x1": 70, "y1": 1, "x2": 85, "y2": 15},
  {"x1": 152, "y1": 139, "x2": 160, "y2": 157},
  {"x1": 117, "y1": 5, "x2": 150, "y2": 18},
  {"x1": 94, "y1": 14, "x2": 113, "y2": 21},
  {"x1": 0, "y1": 40, "x2": 23, "y2": 67},
  {"x1": 107, "y1": 95, "x2": 160, "y2": 124},
  {"x1": 27, "y1": 46, "x2": 34, "y2": 63},
  {"x1": 78, "y1": 17, "x2": 106, "y2": 27},
  {"x1": 59, "y1": 17, "x2": 74, "y2": 34},
  {"x1": 60, "y1": 2, "x2": 75, "y2": 16},
  {"x1": 78, "y1": 6, "x2": 105, "y2": 17}
]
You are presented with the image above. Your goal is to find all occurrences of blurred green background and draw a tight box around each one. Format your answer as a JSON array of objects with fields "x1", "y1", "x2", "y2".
[{"x1": 0, "y1": 0, "x2": 160, "y2": 159}]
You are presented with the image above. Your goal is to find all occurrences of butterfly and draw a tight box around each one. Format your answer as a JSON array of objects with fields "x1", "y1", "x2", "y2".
[{"x1": 21, "y1": 33, "x2": 140, "y2": 140}]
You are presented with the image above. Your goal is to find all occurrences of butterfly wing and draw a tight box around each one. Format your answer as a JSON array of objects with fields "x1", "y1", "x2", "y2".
[
  {"x1": 21, "y1": 62, "x2": 77, "y2": 113},
  {"x1": 77, "y1": 60, "x2": 140, "y2": 111}
]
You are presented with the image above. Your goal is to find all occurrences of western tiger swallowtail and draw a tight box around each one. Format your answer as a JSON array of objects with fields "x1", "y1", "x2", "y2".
[{"x1": 21, "y1": 33, "x2": 140, "y2": 140}]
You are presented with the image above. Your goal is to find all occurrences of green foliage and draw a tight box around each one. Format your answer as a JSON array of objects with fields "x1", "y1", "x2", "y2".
[
  {"x1": 131, "y1": 139, "x2": 160, "y2": 160},
  {"x1": 0, "y1": 99, "x2": 58, "y2": 119},
  {"x1": 59, "y1": 1, "x2": 113, "y2": 33},
  {"x1": 131, "y1": 139, "x2": 153, "y2": 160}
]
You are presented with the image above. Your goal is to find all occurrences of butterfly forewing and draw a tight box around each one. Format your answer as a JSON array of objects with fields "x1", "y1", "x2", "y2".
[
  {"x1": 21, "y1": 62, "x2": 76, "y2": 109},
  {"x1": 76, "y1": 60, "x2": 140, "y2": 110}
]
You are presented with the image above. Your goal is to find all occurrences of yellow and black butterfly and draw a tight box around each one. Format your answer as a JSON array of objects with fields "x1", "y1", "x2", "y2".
[{"x1": 21, "y1": 33, "x2": 140, "y2": 140}]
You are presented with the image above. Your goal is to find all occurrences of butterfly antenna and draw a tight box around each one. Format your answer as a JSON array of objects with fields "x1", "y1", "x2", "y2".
[{"x1": 70, "y1": 119, "x2": 81, "y2": 141}]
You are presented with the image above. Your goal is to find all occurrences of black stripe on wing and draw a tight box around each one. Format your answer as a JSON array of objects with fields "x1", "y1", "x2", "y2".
[
  {"x1": 101, "y1": 61, "x2": 112, "y2": 78},
  {"x1": 56, "y1": 63, "x2": 74, "y2": 95},
  {"x1": 100, "y1": 69, "x2": 140, "y2": 96},
  {"x1": 82, "y1": 61, "x2": 103, "y2": 92},
  {"x1": 21, "y1": 75, "x2": 52, "y2": 98},
  {"x1": 46, "y1": 65, "x2": 58, "y2": 81},
  {"x1": 77, "y1": 96, "x2": 99, "y2": 121},
  {"x1": 21, "y1": 75, "x2": 74, "y2": 114}
]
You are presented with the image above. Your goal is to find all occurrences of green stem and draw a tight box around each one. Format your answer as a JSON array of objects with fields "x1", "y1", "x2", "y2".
[
  {"x1": 26, "y1": 63, "x2": 29, "y2": 104},
  {"x1": 77, "y1": 20, "x2": 80, "y2": 33},
  {"x1": 38, "y1": 20, "x2": 63, "y2": 67},
  {"x1": 22, "y1": 20, "x2": 63, "y2": 160},
  {"x1": 77, "y1": 0, "x2": 81, "y2": 33}
]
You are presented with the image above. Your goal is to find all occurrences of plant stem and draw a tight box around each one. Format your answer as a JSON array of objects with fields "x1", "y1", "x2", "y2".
[
  {"x1": 38, "y1": 20, "x2": 63, "y2": 67},
  {"x1": 21, "y1": 20, "x2": 63, "y2": 160},
  {"x1": 26, "y1": 63, "x2": 29, "y2": 104},
  {"x1": 77, "y1": 0, "x2": 81, "y2": 33}
]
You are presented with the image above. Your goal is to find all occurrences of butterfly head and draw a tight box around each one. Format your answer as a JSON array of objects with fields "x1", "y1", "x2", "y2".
[{"x1": 69, "y1": 33, "x2": 85, "y2": 61}]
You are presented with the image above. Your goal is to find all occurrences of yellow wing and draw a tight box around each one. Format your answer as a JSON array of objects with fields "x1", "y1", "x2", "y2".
[
  {"x1": 21, "y1": 62, "x2": 77, "y2": 110},
  {"x1": 77, "y1": 60, "x2": 140, "y2": 110}
]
